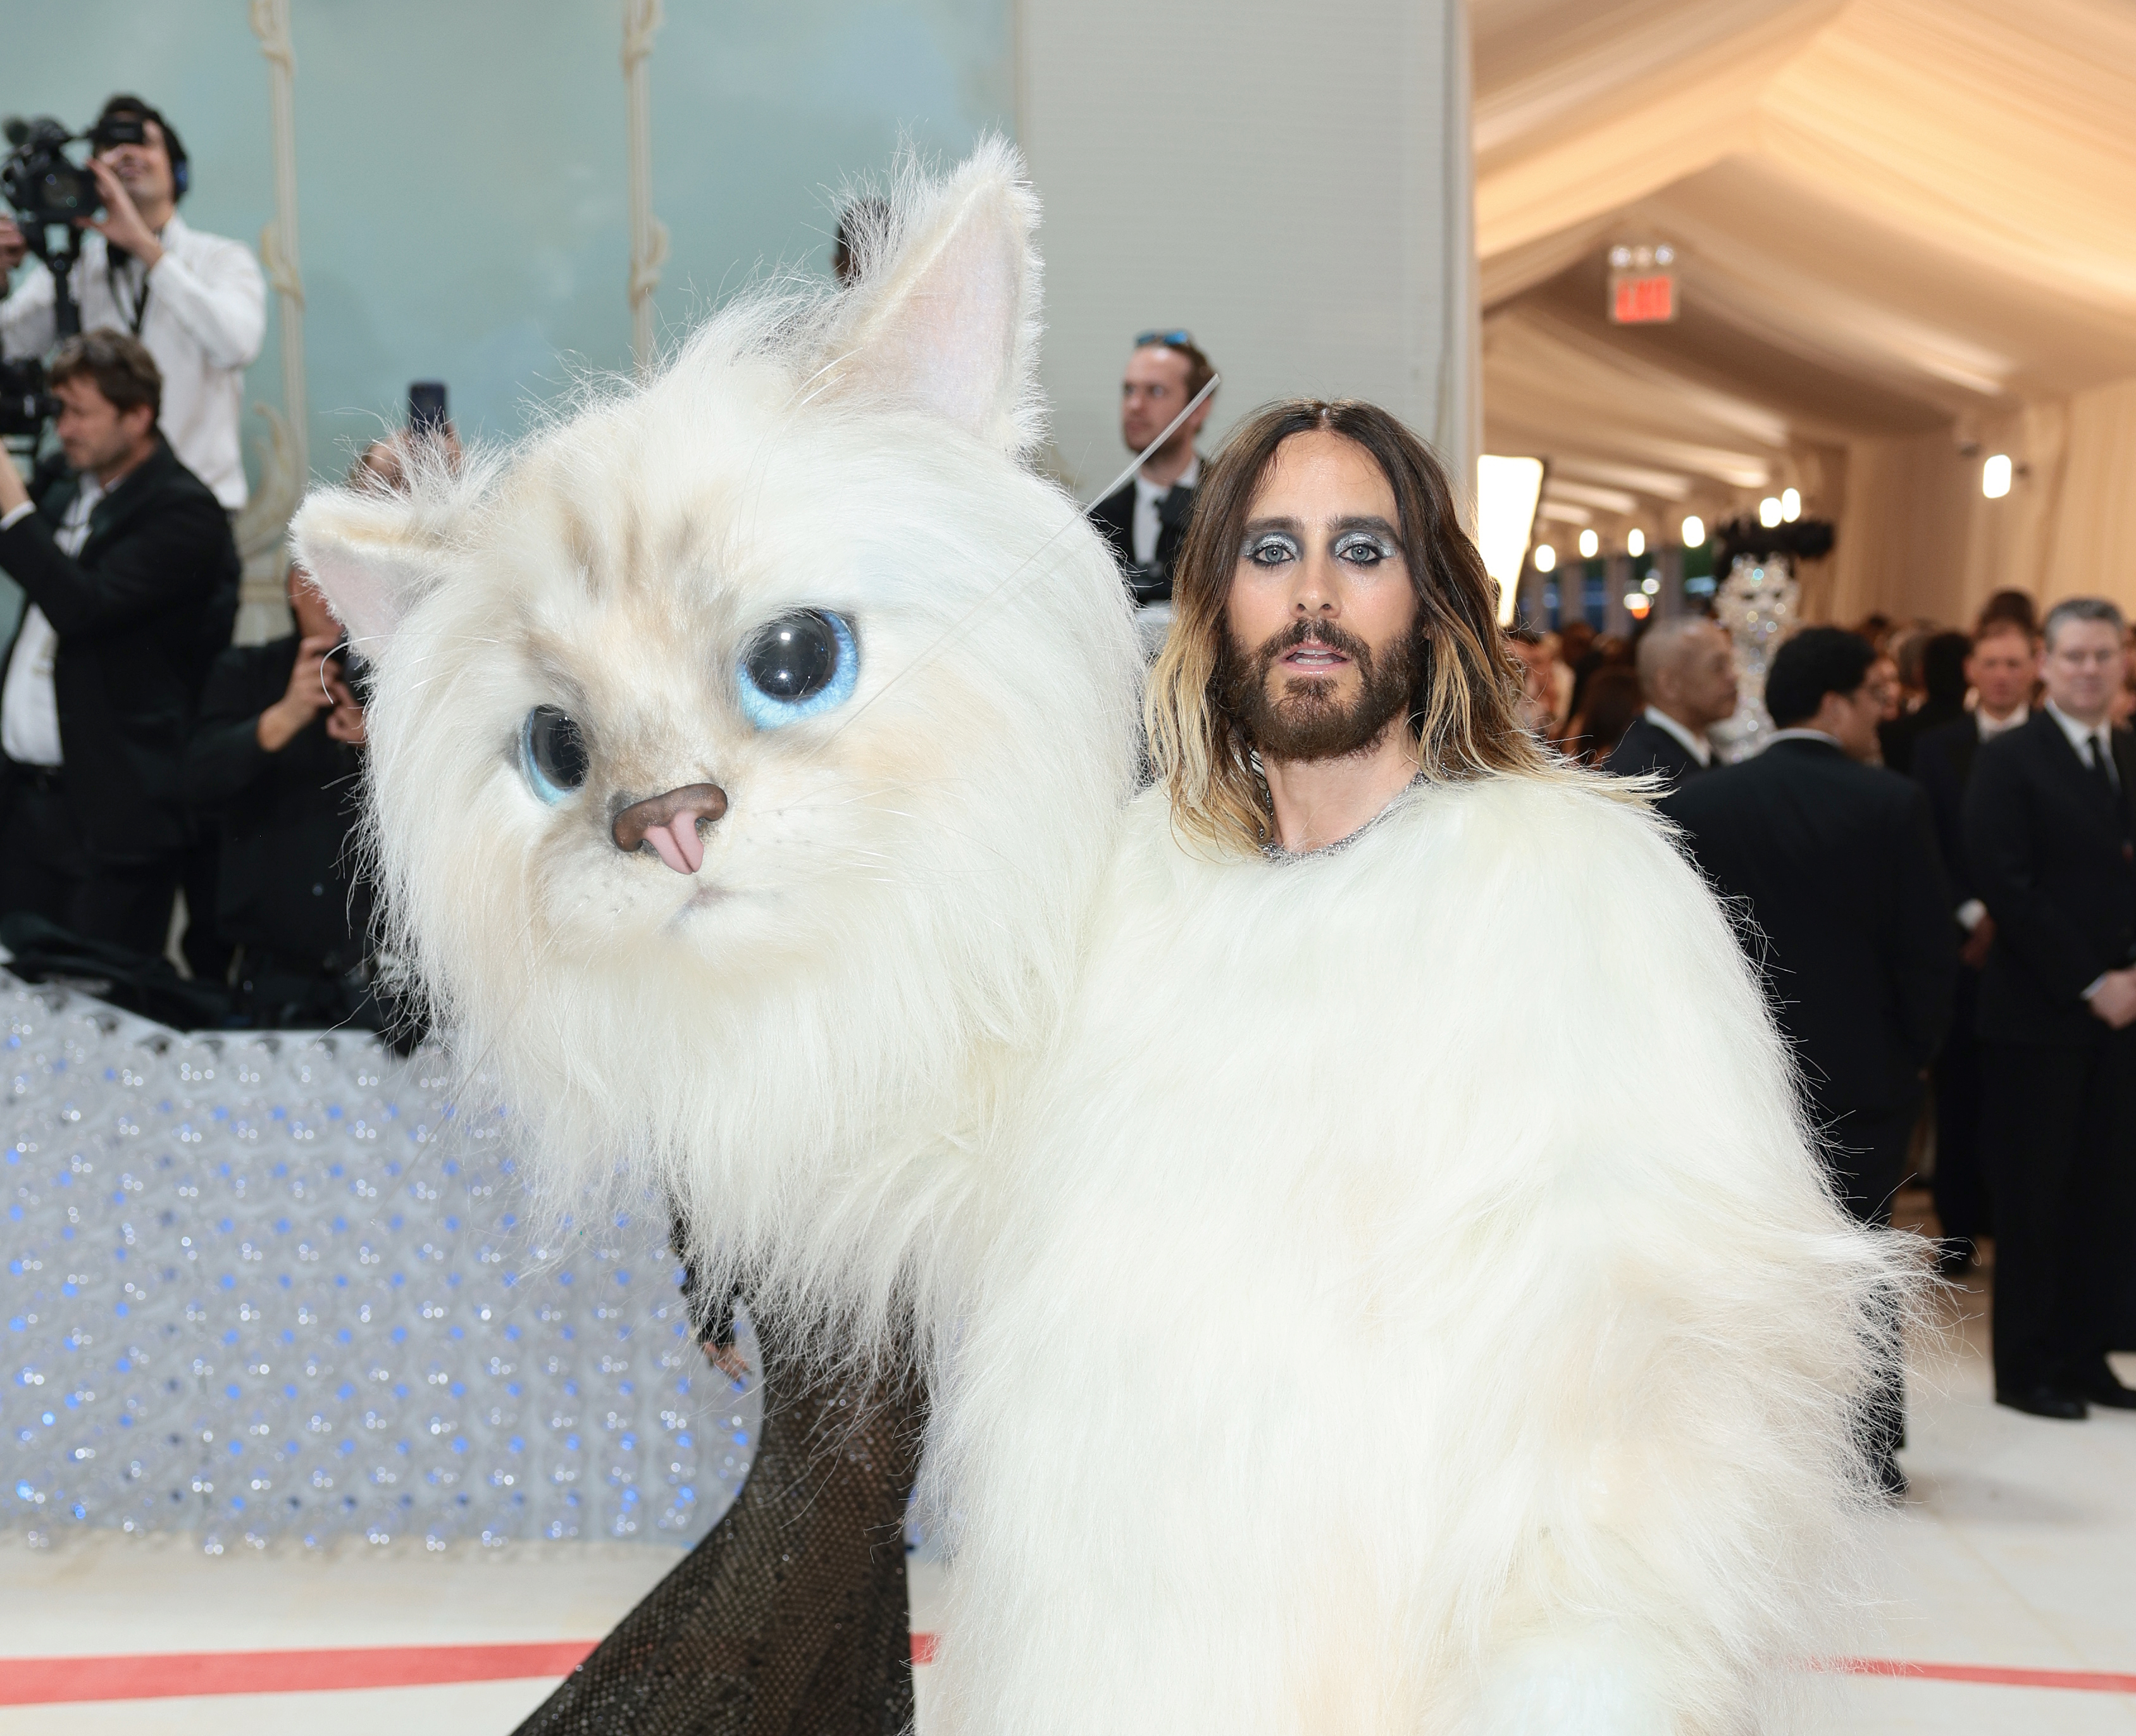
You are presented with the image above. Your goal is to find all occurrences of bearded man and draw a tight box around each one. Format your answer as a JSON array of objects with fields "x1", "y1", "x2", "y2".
[{"x1": 930, "y1": 399, "x2": 1908, "y2": 1733}]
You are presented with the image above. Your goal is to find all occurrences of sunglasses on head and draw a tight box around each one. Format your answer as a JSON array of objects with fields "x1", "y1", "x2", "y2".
[{"x1": 1134, "y1": 330, "x2": 1194, "y2": 349}]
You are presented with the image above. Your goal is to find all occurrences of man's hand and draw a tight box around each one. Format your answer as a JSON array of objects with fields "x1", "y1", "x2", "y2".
[
  {"x1": 1959, "y1": 912, "x2": 1996, "y2": 970},
  {"x1": 0, "y1": 442, "x2": 29, "y2": 518},
  {"x1": 256, "y1": 634, "x2": 341, "y2": 752},
  {"x1": 82, "y1": 159, "x2": 165, "y2": 271},
  {"x1": 322, "y1": 669, "x2": 367, "y2": 747},
  {"x1": 0, "y1": 214, "x2": 25, "y2": 273},
  {"x1": 2088, "y1": 967, "x2": 2136, "y2": 1031}
]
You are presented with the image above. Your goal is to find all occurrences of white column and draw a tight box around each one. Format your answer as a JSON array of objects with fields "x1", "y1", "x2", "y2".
[
  {"x1": 623, "y1": 0, "x2": 669, "y2": 380},
  {"x1": 1017, "y1": 0, "x2": 1475, "y2": 507}
]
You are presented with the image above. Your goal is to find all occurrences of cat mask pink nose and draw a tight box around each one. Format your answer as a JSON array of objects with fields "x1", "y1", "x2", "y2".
[{"x1": 612, "y1": 783, "x2": 728, "y2": 874}]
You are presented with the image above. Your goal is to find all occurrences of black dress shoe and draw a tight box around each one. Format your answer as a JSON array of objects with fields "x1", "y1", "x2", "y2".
[
  {"x1": 1996, "y1": 1386, "x2": 2089, "y2": 1420},
  {"x1": 2071, "y1": 1371, "x2": 2136, "y2": 1410}
]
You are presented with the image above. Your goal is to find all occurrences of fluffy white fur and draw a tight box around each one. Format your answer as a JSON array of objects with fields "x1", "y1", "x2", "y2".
[{"x1": 295, "y1": 142, "x2": 1908, "y2": 1732}]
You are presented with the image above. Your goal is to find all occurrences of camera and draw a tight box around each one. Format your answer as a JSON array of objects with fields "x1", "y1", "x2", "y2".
[
  {"x1": 2, "y1": 116, "x2": 101, "y2": 231},
  {"x1": 0, "y1": 357, "x2": 56, "y2": 438}
]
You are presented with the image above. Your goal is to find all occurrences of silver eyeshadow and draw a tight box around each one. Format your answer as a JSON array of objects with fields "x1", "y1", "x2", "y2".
[{"x1": 1239, "y1": 515, "x2": 1402, "y2": 569}]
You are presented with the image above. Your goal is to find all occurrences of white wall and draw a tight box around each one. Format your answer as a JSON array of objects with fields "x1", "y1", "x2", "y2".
[{"x1": 1017, "y1": 0, "x2": 1475, "y2": 502}]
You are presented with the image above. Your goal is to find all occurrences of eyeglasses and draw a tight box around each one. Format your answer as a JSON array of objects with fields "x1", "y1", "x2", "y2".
[{"x1": 1134, "y1": 330, "x2": 1194, "y2": 349}]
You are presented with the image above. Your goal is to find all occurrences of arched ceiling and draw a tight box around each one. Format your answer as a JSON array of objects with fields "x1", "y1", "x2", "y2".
[{"x1": 1474, "y1": 0, "x2": 2136, "y2": 552}]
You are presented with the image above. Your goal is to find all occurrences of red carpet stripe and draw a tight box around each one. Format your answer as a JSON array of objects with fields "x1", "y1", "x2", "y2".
[
  {"x1": 0, "y1": 1635, "x2": 943, "y2": 1705},
  {"x1": 1835, "y1": 1656, "x2": 2136, "y2": 1694},
  {"x1": 3, "y1": 1642, "x2": 2126, "y2": 1706},
  {"x1": 0, "y1": 1642, "x2": 600, "y2": 1706}
]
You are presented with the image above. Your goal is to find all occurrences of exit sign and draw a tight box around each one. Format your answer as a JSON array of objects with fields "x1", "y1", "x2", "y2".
[{"x1": 1611, "y1": 271, "x2": 1676, "y2": 324}]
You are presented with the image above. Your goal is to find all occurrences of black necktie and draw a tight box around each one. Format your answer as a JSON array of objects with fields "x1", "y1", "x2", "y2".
[{"x1": 2087, "y1": 734, "x2": 2118, "y2": 800}]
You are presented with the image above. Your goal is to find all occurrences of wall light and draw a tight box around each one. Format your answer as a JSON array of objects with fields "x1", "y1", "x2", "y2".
[
  {"x1": 1579, "y1": 528, "x2": 1600, "y2": 559},
  {"x1": 1983, "y1": 454, "x2": 2013, "y2": 499},
  {"x1": 1625, "y1": 591, "x2": 1650, "y2": 616},
  {"x1": 1780, "y1": 487, "x2": 1801, "y2": 522},
  {"x1": 1758, "y1": 496, "x2": 1783, "y2": 528},
  {"x1": 1534, "y1": 543, "x2": 1556, "y2": 573},
  {"x1": 1680, "y1": 514, "x2": 1705, "y2": 547},
  {"x1": 1627, "y1": 528, "x2": 1646, "y2": 557},
  {"x1": 1641, "y1": 574, "x2": 1660, "y2": 595},
  {"x1": 1476, "y1": 454, "x2": 1546, "y2": 624}
]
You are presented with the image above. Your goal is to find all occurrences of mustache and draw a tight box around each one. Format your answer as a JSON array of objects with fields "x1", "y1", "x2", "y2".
[{"x1": 1253, "y1": 617, "x2": 1377, "y2": 673}]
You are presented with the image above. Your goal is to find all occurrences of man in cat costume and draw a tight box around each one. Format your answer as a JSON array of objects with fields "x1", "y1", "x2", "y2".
[{"x1": 295, "y1": 144, "x2": 1909, "y2": 1733}]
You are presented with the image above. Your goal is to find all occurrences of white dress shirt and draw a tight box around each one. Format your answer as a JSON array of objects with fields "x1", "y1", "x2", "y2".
[
  {"x1": 2044, "y1": 700, "x2": 2118, "y2": 786},
  {"x1": 1, "y1": 214, "x2": 266, "y2": 509},
  {"x1": 1131, "y1": 456, "x2": 1199, "y2": 568},
  {"x1": 1641, "y1": 705, "x2": 1712, "y2": 768},
  {"x1": 2, "y1": 476, "x2": 104, "y2": 767}
]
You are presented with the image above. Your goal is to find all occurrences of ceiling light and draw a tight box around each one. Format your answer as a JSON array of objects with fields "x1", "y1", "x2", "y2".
[
  {"x1": 1533, "y1": 543, "x2": 1556, "y2": 573},
  {"x1": 1983, "y1": 454, "x2": 2013, "y2": 499},
  {"x1": 1780, "y1": 487, "x2": 1801, "y2": 522},
  {"x1": 1579, "y1": 528, "x2": 1599, "y2": 559},
  {"x1": 1758, "y1": 496, "x2": 1782, "y2": 528},
  {"x1": 1627, "y1": 528, "x2": 1646, "y2": 557},
  {"x1": 1680, "y1": 515, "x2": 1704, "y2": 547}
]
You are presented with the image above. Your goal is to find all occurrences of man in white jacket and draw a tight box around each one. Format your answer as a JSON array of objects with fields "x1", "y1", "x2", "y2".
[{"x1": 1, "y1": 95, "x2": 264, "y2": 511}]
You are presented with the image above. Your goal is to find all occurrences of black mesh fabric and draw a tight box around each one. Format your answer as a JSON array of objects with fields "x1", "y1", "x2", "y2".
[{"x1": 511, "y1": 1313, "x2": 926, "y2": 1736}]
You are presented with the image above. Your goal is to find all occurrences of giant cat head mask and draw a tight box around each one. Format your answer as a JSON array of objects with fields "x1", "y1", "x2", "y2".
[{"x1": 292, "y1": 142, "x2": 1141, "y2": 1330}]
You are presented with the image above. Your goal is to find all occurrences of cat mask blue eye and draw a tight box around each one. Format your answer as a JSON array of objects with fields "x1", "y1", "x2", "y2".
[
  {"x1": 737, "y1": 610, "x2": 859, "y2": 730},
  {"x1": 521, "y1": 705, "x2": 590, "y2": 804}
]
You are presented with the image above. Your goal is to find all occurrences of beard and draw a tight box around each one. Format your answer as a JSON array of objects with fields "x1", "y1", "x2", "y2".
[{"x1": 1219, "y1": 617, "x2": 1421, "y2": 762}]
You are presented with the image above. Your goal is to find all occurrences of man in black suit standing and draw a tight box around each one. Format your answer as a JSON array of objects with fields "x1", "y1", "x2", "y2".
[
  {"x1": 0, "y1": 330, "x2": 237, "y2": 952},
  {"x1": 1910, "y1": 618, "x2": 2035, "y2": 1270},
  {"x1": 1086, "y1": 332, "x2": 1215, "y2": 611},
  {"x1": 1602, "y1": 615, "x2": 1739, "y2": 785},
  {"x1": 1963, "y1": 597, "x2": 2136, "y2": 1420},
  {"x1": 1667, "y1": 626, "x2": 1958, "y2": 1495}
]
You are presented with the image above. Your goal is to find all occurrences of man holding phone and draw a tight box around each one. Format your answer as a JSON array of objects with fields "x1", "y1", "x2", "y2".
[
  {"x1": 1, "y1": 94, "x2": 264, "y2": 511},
  {"x1": 185, "y1": 559, "x2": 373, "y2": 1027}
]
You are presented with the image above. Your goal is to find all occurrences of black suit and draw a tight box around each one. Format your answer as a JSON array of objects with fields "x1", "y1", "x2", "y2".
[
  {"x1": 1667, "y1": 735, "x2": 1958, "y2": 1468},
  {"x1": 1601, "y1": 713, "x2": 1710, "y2": 786},
  {"x1": 1962, "y1": 710, "x2": 2136, "y2": 1394},
  {"x1": 185, "y1": 636, "x2": 371, "y2": 1024},
  {"x1": 0, "y1": 441, "x2": 239, "y2": 952},
  {"x1": 1088, "y1": 471, "x2": 1197, "y2": 606},
  {"x1": 1911, "y1": 713, "x2": 2007, "y2": 1247}
]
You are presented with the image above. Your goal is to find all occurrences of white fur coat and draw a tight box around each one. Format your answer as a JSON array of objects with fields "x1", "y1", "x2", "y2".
[{"x1": 292, "y1": 143, "x2": 1905, "y2": 1734}]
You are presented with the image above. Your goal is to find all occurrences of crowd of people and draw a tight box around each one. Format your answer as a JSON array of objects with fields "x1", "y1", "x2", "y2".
[{"x1": 1515, "y1": 586, "x2": 2136, "y2": 1453}]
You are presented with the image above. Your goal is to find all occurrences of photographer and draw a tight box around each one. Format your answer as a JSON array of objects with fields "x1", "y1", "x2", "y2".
[
  {"x1": 185, "y1": 559, "x2": 375, "y2": 1028},
  {"x1": 0, "y1": 330, "x2": 239, "y2": 952},
  {"x1": 1, "y1": 94, "x2": 264, "y2": 509}
]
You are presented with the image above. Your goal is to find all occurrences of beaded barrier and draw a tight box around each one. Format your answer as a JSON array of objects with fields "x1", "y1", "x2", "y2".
[{"x1": 1, "y1": 972, "x2": 760, "y2": 1553}]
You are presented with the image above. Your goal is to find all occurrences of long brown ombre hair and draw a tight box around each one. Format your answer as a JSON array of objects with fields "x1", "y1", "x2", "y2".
[{"x1": 1145, "y1": 399, "x2": 1552, "y2": 855}]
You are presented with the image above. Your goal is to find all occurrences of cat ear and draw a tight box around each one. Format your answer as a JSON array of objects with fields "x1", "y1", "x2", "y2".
[
  {"x1": 824, "y1": 137, "x2": 1043, "y2": 457},
  {"x1": 289, "y1": 487, "x2": 452, "y2": 655}
]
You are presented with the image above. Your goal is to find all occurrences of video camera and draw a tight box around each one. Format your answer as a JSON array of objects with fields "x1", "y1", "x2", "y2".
[{"x1": 2, "y1": 114, "x2": 110, "y2": 343}]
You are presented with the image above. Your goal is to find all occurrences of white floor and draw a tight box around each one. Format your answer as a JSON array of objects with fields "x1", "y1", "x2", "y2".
[{"x1": 3, "y1": 1256, "x2": 2133, "y2": 1732}]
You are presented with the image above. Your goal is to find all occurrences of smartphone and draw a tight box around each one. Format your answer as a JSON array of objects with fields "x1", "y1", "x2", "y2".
[{"x1": 407, "y1": 381, "x2": 448, "y2": 438}]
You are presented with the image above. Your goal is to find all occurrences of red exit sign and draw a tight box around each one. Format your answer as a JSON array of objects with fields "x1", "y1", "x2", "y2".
[{"x1": 1611, "y1": 271, "x2": 1677, "y2": 324}]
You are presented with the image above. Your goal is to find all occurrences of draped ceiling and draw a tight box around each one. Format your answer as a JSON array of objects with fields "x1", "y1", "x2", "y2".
[{"x1": 1474, "y1": 0, "x2": 2136, "y2": 623}]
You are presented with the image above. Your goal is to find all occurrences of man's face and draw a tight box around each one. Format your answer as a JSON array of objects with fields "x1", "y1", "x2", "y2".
[
  {"x1": 1658, "y1": 623, "x2": 1739, "y2": 728},
  {"x1": 1220, "y1": 430, "x2": 1420, "y2": 763},
  {"x1": 1967, "y1": 627, "x2": 2034, "y2": 716},
  {"x1": 54, "y1": 376, "x2": 151, "y2": 475},
  {"x1": 96, "y1": 118, "x2": 176, "y2": 215},
  {"x1": 1119, "y1": 345, "x2": 1195, "y2": 457},
  {"x1": 2040, "y1": 618, "x2": 2126, "y2": 724}
]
